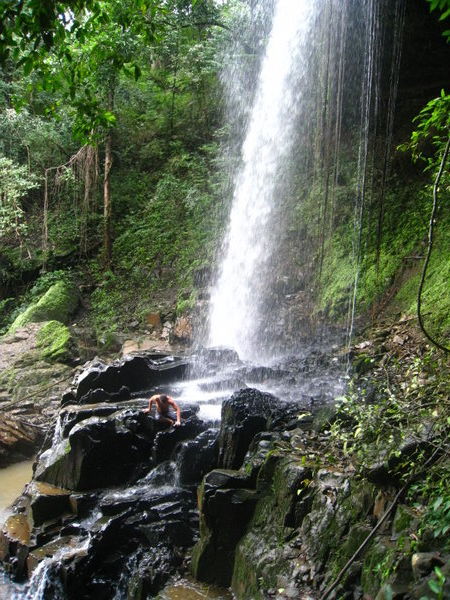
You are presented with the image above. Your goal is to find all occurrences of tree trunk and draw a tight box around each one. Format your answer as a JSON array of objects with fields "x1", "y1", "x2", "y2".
[{"x1": 103, "y1": 131, "x2": 113, "y2": 269}]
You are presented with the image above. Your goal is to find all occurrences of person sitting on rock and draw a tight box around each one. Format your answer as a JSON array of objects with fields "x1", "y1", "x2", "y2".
[{"x1": 143, "y1": 393, "x2": 181, "y2": 427}]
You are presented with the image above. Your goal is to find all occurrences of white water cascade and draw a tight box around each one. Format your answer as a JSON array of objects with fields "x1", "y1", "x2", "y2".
[{"x1": 208, "y1": 0, "x2": 316, "y2": 361}]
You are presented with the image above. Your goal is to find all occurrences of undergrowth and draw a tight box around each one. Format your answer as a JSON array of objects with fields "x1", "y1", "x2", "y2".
[{"x1": 329, "y1": 337, "x2": 450, "y2": 554}]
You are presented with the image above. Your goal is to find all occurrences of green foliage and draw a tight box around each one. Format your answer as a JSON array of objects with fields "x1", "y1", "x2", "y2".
[
  {"x1": 88, "y1": 144, "x2": 221, "y2": 335},
  {"x1": 426, "y1": 0, "x2": 450, "y2": 41},
  {"x1": 318, "y1": 180, "x2": 433, "y2": 319},
  {"x1": 0, "y1": 154, "x2": 39, "y2": 241},
  {"x1": 330, "y1": 347, "x2": 450, "y2": 477},
  {"x1": 420, "y1": 567, "x2": 447, "y2": 600},
  {"x1": 398, "y1": 90, "x2": 450, "y2": 170},
  {"x1": 29, "y1": 270, "x2": 74, "y2": 299},
  {"x1": 0, "y1": 0, "x2": 101, "y2": 63},
  {"x1": 36, "y1": 319, "x2": 72, "y2": 362},
  {"x1": 0, "y1": 297, "x2": 15, "y2": 330},
  {"x1": 410, "y1": 464, "x2": 450, "y2": 552},
  {"x1": 425, "y1": 496, "x2": 450, "y2": 541}
]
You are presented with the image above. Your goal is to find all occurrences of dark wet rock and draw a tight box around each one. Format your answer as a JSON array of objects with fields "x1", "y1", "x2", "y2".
[
  {"x1": 218, "y1": 388, "x2": 282, "y2": 470},
  {"x1": 70, "y1": 490, "x2": 197, "y2": 598},
  {"x1": 152, "y1": 416, "x2": 206, "y2": 464},
  {"x1": 28, "y1": 481, "x2": 72, "y2": 527},
  {"x1": 127, "y1": 546, "x2": 182, "y2": 599},
  {"x1": 69, "y1": 492, "x2": 99, "y2": 518},
  {"x1": 59, "y1": 403, "x2": 128, "y2": 437},
  {"x1": 69, "y1": 385, "x2": 131, "y2": 407},
  {"x1": 238, "y1": 365, "x2": 290, "y2": 382},
  {"x1": 194, "y1": 347, "x2": 241, "y2": 372},
  {"x1": 34, "y1": 411, "x2": 155, "y2": 491},
  {"x1": 99, "y1": 487, "x2": 192, "y2": 518},
  {"x1": 191, "y1": 469, "x2": 259, "y2": 587},
  {"x1": 74, "y1": 354, "x2": 188, "y2": 403},
  {"x1": 202, "y1": 469, "x2": 255, "y2": 491},
  {"x1": 177, "y1": 429, "x2": 219, "y2": 486}
]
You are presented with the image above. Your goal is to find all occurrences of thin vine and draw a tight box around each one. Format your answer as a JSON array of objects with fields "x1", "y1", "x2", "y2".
[{"x1": 417, "y1": 135, "x2": 450, "y2": 353}]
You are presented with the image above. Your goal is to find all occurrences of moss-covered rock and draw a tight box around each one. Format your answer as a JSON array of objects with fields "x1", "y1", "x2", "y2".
[
  {"x1": 8, "y1": 281, "x2": 79, "y2": 334},
  {"x1": 36, "y1": 320, "x2": 72, "y2": 362},
  {"x1": 231, "y1": 456, "x2": 314, "y2": 599}
]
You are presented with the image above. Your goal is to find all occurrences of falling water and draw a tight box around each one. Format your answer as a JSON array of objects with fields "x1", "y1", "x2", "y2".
[
  {"x1": 209, "y1": 0, "x2": 316, "y2": 361},
  {"x1": 208, "y1": 0, "x2": 405, "y2": 363}
]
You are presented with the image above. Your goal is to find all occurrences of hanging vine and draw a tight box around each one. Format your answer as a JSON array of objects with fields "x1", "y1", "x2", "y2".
[
  {"x1": 42, "y1": 144, "x2": 99, "y2": 270},
  {"x1": 417, "y1": 135, "x2": 450, "y2": 353}
]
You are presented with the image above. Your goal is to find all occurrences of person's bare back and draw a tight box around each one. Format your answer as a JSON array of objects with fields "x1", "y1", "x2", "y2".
[{"x1": 143, "y1": 394, "x2": 181, "y2": 426}]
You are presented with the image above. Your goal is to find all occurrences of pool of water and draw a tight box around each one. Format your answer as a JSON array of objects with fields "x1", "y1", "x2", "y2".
[
  {"x1": 0, "y1": 460, "x2": 34, "y2": 524},
  {"x1": 0, "y1": 460, "x2": 35, "y2": 599}
]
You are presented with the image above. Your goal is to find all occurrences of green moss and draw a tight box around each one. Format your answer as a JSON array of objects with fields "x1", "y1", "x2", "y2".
[
  {"x1": 0, "y1": 367, "x2": 17, "y2": 392},
  {"x1": 36, "y1": 321, "x2": 72, "y2": 362},
  {"x1": 361, "y1": 540, "x2": 396, "y2": 596},
  {"x1": 393, "y1": 216, "x2": 450, "y2": 339},
  {"x1": 392, "y1": 505, "x2": 414, "y2": 534},
  {"x1": 316, "y1": 180, "x2": 446, "y2": 323},
  {"x1": 318, "y1": 233, "x2": 355, "y2": 317},
  {"x1": 8, "y1": 282, "x2": 79, "y2": 334}
]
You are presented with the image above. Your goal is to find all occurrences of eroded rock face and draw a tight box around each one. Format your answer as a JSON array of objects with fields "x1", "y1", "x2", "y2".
[
  {"x1": 34, "y1": 407, "x2": 204, "y2": 492},
  {"x1": 191, "y1": 470, "x2": 259, "y2": 587},
  {"x1": 0, "y1": 416, "x2": 45, "y2": 467},
  {"x1": 1, "y1": 404, "x2": 209, "y2": 587}
]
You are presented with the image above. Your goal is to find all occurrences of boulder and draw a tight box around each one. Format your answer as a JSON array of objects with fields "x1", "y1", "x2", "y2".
[
  {"x1": 127, "y1": 546, "x2": 181, "y2": 599},
  {"x1": 36, "y1": 320, "x2": 76, "y2": 363},
  {"x1": 151, "y1": 416, "x2": 206, "y2": 464},
  {"x1": 34, "y1": 411, "x2": 155, "y2": 491},
  {"x1": 8, "y1": 281, "x2": 79, "y2": 334},
  {"x1": 74, "y1": 354, "x2": 188, "y2": 402},
  {"x1": 218, "y1": 388, "x2": 278, "y2": 469},
  {"x1": 59, "y1": 402, "x2": 131, "y2": 437},
  {"x1": 177, "y1": 428, "x2": 219, "y2": 486},
  {"x1": 191, "y1": 469, "x2": 259, "y2": 587},
  {"x1": 28, "y1": 481, "x2": 73, "y2": 526}
]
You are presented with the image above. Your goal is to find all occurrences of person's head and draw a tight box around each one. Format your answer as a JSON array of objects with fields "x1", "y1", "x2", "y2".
[{"x1": 159, "y1": 394, "x2": 169, "y2": 403}]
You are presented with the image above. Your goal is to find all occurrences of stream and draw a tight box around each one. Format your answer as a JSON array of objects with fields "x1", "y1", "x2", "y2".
[{"x1": 0, "y1": 460, "x2": 34, "y2": 520}]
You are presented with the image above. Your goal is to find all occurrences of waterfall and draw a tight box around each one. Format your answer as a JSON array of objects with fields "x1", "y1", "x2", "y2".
[
  {"x1": 207, "y1": 0, "x2": 405, "y2": 364},
  {"x1": 208, "y1": 0, "x2": 316, "y2": 361}
]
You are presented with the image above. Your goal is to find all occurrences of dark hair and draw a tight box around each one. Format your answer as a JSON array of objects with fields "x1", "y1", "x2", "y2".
[{"x1": 159, "y1": 394, "x2": 169, "y2": 402}]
